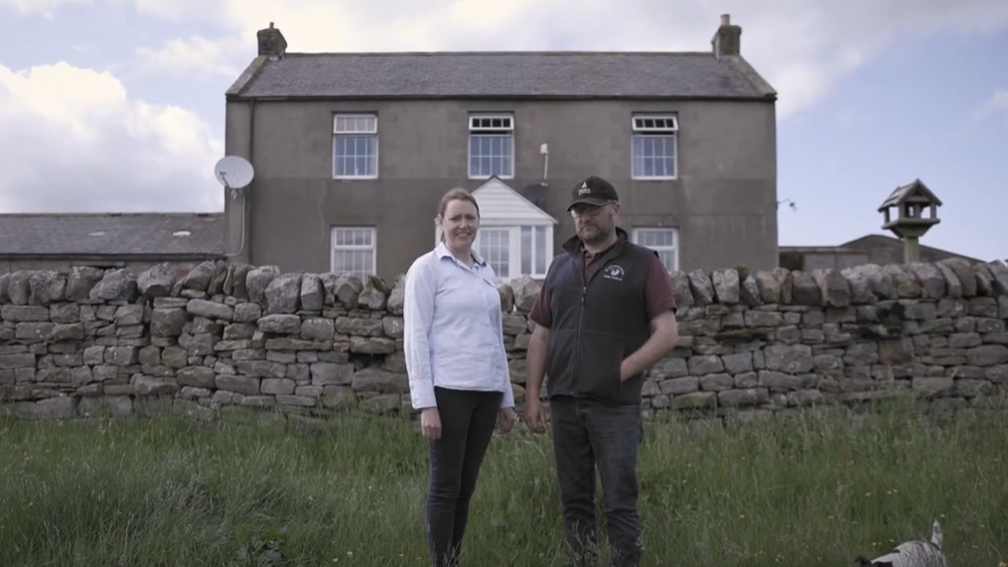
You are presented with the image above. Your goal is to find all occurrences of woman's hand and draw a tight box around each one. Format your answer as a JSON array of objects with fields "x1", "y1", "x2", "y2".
[
  {"x1": 420, "y1": 407, "x2": 441, "y2": 440},
  {"x1": 498, "y1": 407, "x2": 517, "y2": 433}
]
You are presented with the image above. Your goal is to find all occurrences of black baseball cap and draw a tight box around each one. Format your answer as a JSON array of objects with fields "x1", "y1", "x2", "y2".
[{"x1": 568, "y1": 175, "x2": 619, "y2": 211}]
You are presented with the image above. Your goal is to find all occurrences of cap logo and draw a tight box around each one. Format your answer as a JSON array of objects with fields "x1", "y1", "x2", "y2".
[{"x1": 578, "y1": 182, "x2": 590, "y2": 196}]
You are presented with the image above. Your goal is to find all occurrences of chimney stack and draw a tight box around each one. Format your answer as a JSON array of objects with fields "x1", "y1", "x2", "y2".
[
  {"x1": 257, "y1": 22, "x2": 287, "y2": 60},
  {"x1": 712, "y1": 13, "x2": 741, "y2": 59}
]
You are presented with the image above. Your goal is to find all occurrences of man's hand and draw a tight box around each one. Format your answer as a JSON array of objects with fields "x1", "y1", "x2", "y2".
[
  {"x1": 524, "y1": 323, "x2": 549, "y2": 433},
  {"x1": 620, "y1": 359, "x2": 635, "y2": 382},
  {"x1": 498, "y1": 407, "x2": 517, "y2": 433},
  {"x1": 420, "y1": 407, "x2": 441, "y2": 440},
  {"x1": 620, "y1": 311, "x2": 679, "y2": 382},
  {"x1": 524, "y1": 397, "x2": 548, "y2": 433}
]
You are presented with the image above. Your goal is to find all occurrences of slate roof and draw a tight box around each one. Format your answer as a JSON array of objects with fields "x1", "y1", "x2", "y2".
[
  {"x1": 878, "y1": 178, "x2": 943, "y2": 211},
  {"x1": 226, "y1": 51, "x2": 776, "y2": 101},
  {"x1": 0, "y1": 213, "x2": 226, "y2": 257}
]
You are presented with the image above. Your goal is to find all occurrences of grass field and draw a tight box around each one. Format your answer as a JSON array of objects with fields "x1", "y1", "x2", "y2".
[{"x1": 1, "y1": 400, "x2": 1006, "y2": 567}]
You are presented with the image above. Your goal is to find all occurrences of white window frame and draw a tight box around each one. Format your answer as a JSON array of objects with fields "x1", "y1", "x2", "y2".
[
  {"x1": 630, "y1": 114, "x2": 678, "y2": 180},
  {"x1": 473, "y1": 226, "x2": 513, "y2": 280},
  {"x1": 330, "y1": 226, "x2": 377, "y2": 280},
  {"x1": 632, "y1": 227, "x2": 679, "y2": 273},
  {"x1": 435, "y1": 223, "x2": 553, "y2": 281},
  {"x1": 332, "y1": 113, "x2": 378, "y2": 179},
  {"x1": 468, "y1": 114, "x2": 515, "y2": 180},
  {"x1": 517, "y1": 224, "x2": 552, "y2": 279}
]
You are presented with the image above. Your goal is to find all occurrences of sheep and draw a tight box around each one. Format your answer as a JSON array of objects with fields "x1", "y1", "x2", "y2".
[{"x1": 854, "y1": 519, "x2": 947, "y2": 567}]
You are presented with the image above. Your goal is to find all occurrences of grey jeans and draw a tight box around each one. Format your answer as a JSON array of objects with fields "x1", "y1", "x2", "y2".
[{"x1": 549, "y1": 396, "x2": 644, "y2": 567}]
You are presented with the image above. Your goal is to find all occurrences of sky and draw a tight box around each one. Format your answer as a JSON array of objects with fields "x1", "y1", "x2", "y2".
[{"x1": 0, "y1": 0, "x2": 1006, "y2": 261}]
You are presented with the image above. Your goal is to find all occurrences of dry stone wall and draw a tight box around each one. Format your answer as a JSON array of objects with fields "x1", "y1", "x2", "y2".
[{"x1": 1, "y1": 257, "x2": 1007, "y2": 422}]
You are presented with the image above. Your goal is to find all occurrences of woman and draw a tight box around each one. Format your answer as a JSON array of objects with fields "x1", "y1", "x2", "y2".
[{"x1": 403, "y1": 187, "x2": 518, "y2": 567}]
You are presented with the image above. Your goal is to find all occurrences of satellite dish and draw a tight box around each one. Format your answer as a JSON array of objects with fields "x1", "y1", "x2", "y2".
[
  {"x1": 522, "y1": 183, "x2": 549, "y2": 209},
  {"x1": 214, "y1": 156, "x2": 255, "y2": 190}
]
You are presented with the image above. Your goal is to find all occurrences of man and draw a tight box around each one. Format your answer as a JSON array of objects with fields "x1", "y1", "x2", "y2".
[{"x1": 524, "y1": 175, "x2": 679, "y2": 567}]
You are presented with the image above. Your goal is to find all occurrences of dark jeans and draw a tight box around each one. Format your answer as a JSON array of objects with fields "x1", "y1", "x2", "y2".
[
  {"x1": 425, "y1": 386, "x2": 502, "y2": 567},
  {"x1": 550, "y1": 396, "x2": 644, "y2": 567}
]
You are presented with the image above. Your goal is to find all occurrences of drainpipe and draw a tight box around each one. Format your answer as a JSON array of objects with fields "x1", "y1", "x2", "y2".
[{"x1": 243, "y1": 99, "x2": 255, "y2": 265}]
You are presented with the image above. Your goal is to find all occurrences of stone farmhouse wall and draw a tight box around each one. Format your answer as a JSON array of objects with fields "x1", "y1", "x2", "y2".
[{"x1": 1, "y1": 258, "x2": 1007, "y2": 422}]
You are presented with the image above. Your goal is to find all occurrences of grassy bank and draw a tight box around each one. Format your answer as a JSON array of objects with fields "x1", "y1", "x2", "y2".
[{"x1": 0, "y1": 401, "x2": 1006, "y2": 567}]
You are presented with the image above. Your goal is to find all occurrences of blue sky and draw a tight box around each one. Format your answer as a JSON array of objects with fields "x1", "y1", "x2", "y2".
[
  {"x1": 778, "y1": 28, "x2": 1007, "y2": 259},
  {"x1": 0, "y1": 0, "x2": 1006, "y2": 262}
]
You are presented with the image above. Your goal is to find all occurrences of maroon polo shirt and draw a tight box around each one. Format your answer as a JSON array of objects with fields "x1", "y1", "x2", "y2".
[{"x1": 529, "y1": 241, "x2": 677, "y2": 328}]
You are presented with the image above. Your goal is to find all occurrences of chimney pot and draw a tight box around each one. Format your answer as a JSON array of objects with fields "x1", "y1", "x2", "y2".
[
  {"x1": 257, "y1": 22, "x2": 287, "y2": 59},
  {"x1": 712, "y1": 14, "x2": 741, "y2": 58}
]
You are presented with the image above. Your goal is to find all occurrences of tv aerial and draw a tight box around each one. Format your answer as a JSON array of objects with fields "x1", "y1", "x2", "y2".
[{"x1": 214, "y1": 155, "x2": 255, "y2": 198}]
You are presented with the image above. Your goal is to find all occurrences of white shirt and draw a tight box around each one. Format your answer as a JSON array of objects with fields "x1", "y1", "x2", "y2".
[{"x1": 403, "y1": 242, "x2": 515, "y2": 410}]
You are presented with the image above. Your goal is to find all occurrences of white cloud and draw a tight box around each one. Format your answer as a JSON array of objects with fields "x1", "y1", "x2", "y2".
[
  {"x1": 0, "y1": 62, "x2": 223, "y2": 213},
  {"x1": 135, "y1": 35, "x2": 243, "y2": 77},
  {"x1": 977, "y1": 89, "x2": 1008, "y2": 121},
  {"x1": 12, "y1": 0, "x2": 1008, "y2": 116},
  {"x1": 116, "y1": 0, "x2": 223, "y2": 20},
  {"x1": 0, "y1": 0, "x2": 90, "y2": 18},
  {"x1": 120, "y1": 0, "x2": 1008, "y2": 119}
]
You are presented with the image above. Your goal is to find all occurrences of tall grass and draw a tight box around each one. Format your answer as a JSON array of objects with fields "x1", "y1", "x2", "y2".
[{"x1": 1, "y1": 399, "x2": 1006, "y2": 566}]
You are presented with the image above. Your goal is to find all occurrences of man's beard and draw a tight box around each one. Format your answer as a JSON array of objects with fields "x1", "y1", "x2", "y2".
[{"x1": 578, "y1": 222, "x2": 612, "y2": 245}]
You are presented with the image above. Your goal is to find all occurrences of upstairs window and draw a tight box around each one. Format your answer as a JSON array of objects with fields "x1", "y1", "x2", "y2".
[
  {"x1": 333, "y1": 113, "x2": 378, "y2": 178},
  {"x1": 631, "y1": 114, "x2": 677, "y2": 180},
  {"x1": 468, "y1": 114, "x2": 514, "y2": 179}
]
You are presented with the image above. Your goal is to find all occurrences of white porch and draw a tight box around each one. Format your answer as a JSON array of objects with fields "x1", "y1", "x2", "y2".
[{"x1": 435, "y1": 177, "x2": 558, "y2": 281}]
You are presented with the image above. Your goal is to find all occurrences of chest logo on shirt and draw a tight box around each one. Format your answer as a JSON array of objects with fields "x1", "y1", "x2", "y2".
[{"x1": 602, "y1": 264, "x2": 625, "y2": 282}]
